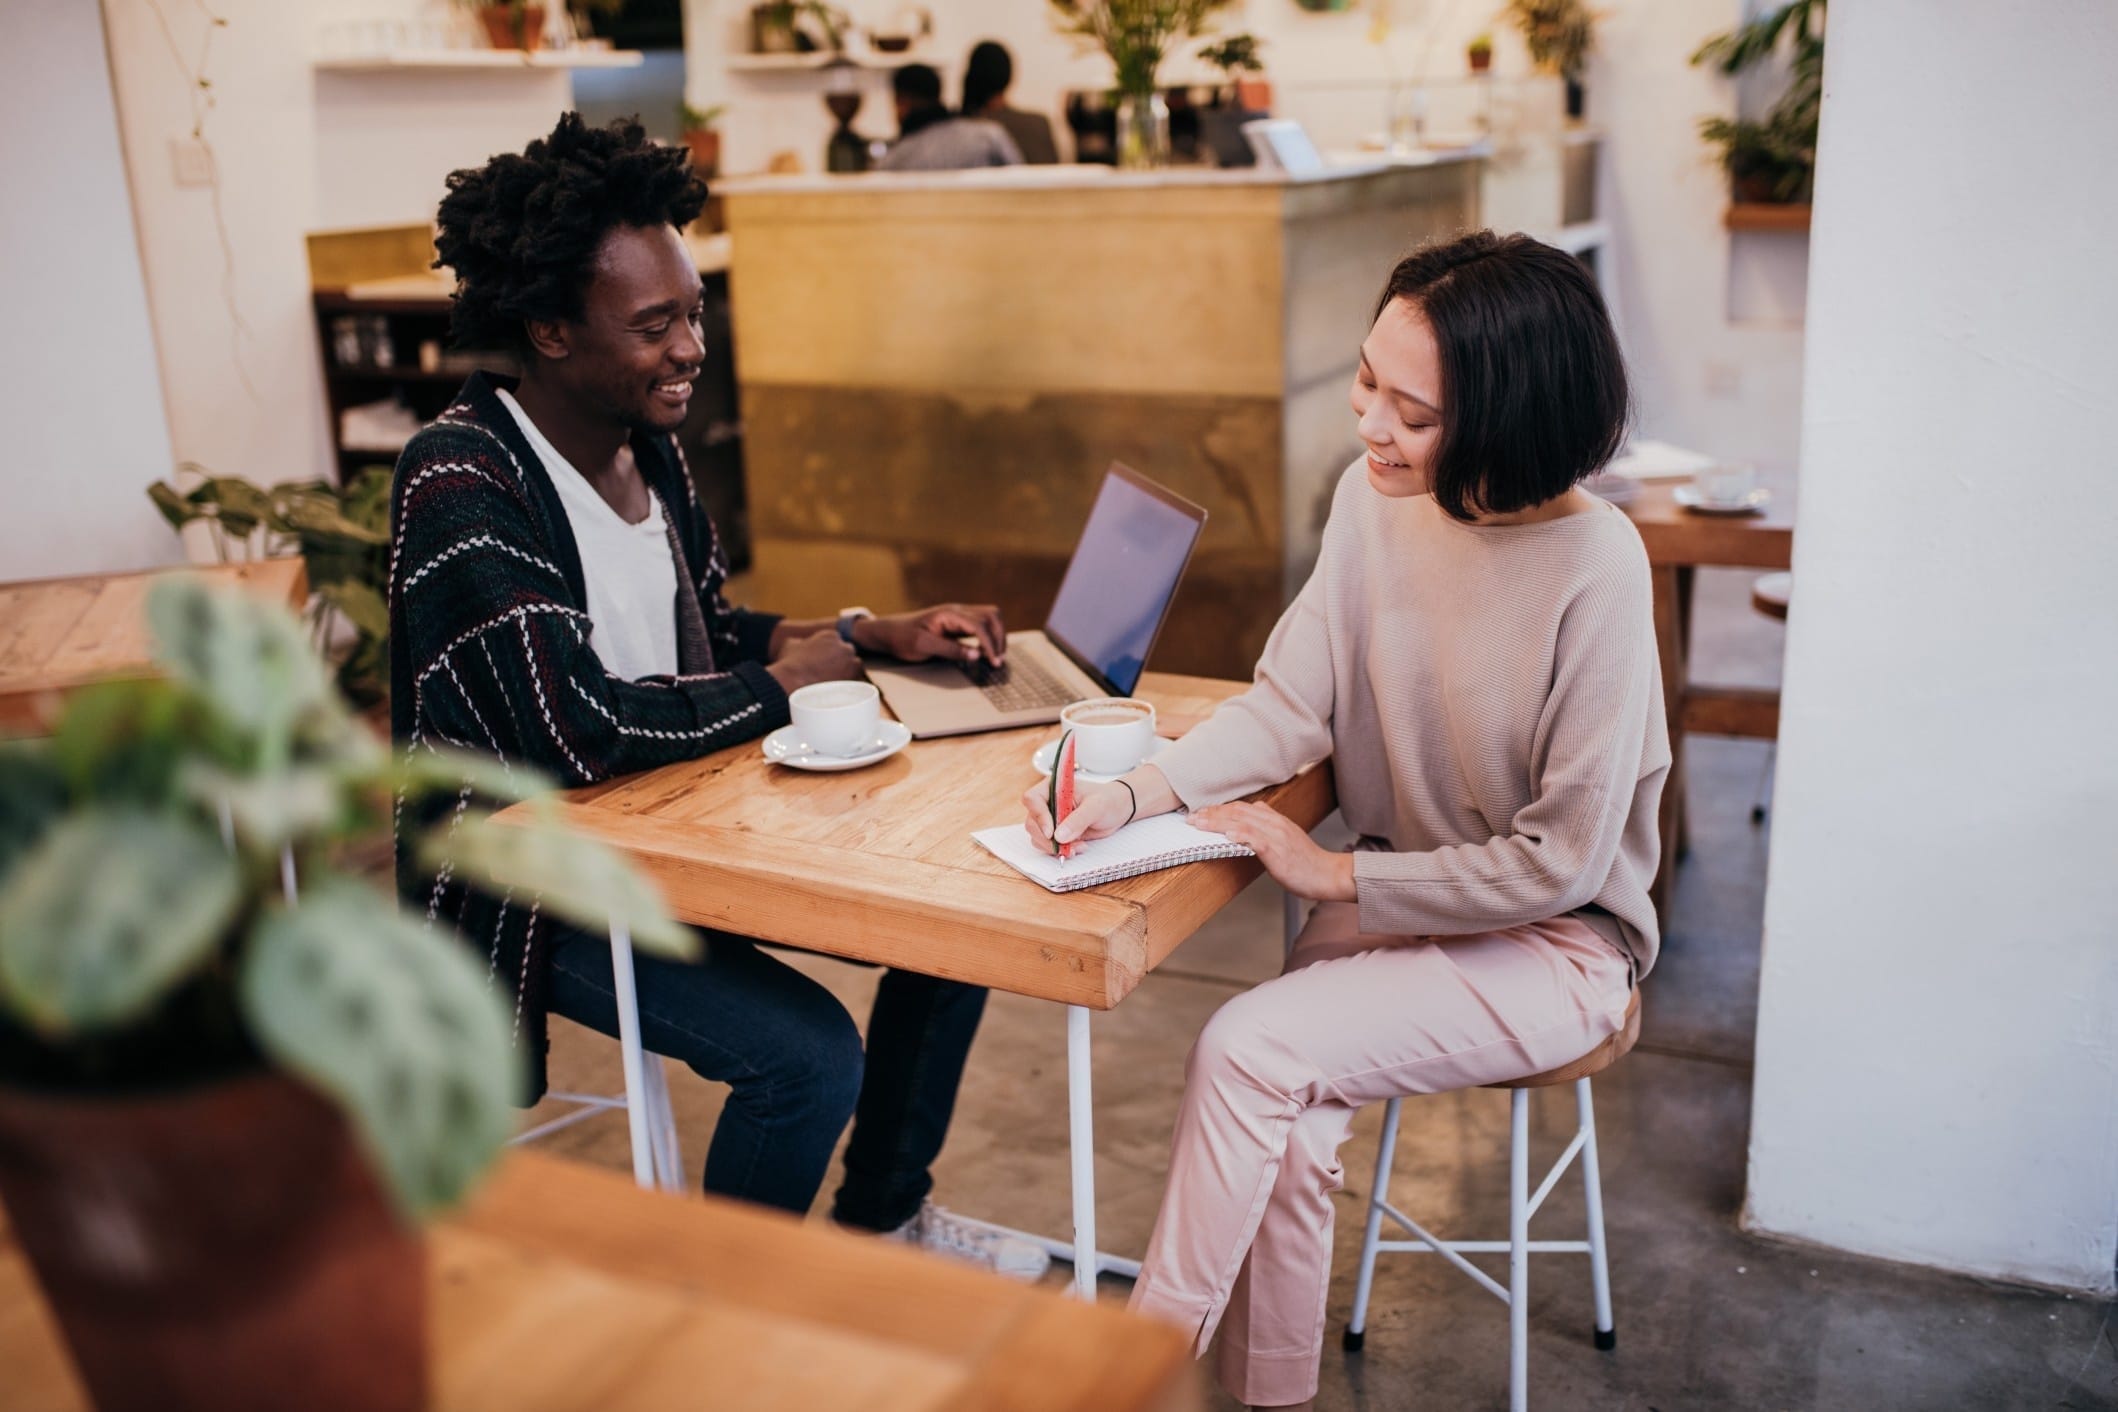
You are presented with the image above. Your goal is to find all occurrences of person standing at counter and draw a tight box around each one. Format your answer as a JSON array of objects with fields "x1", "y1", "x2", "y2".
[
  {"x1": 392, "y1": 112, "x2": 1048, "y2": 1279},
  {"x1": 879, "y1": 62, "x2": 1022, "y2": 171},
  {"x1": 961, "y1": 40, "x2": 1059, "y2": 165},
  {"x1": 1023, "y1": 231, "x2": 1665, "y2": 1405}
]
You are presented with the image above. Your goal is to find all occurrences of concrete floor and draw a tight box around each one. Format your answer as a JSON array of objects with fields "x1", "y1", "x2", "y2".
[{"x1": 522, "y1": 566, "x2": 2117, "y2": 1411}]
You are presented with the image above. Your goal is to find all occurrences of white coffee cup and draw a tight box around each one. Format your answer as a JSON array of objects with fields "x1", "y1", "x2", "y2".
[
  {"x1": 789, "y1": 680, "x2": 882, "y2": 758},
  {"x1": 1696, "y1": 463, "x2": 1757, "y2": 506},
  {"x1": 1058, "y1": 697, "x2": 1158, "y2": 776}
]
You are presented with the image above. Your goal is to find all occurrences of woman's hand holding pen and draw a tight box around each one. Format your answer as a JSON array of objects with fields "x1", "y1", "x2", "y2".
[{"x1": 1022, "y1": 764, "x2": 1181, "y2": 854}]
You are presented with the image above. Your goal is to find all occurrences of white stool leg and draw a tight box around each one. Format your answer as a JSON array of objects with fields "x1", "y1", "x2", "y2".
[
  {"x1": 1509, "y1": 1088, "x2": 1530, "y2": 1412},
  {"x1": 1576, "y1": 1078, "x2": 1616, "y2": 1349},
  {"x1": 607, "y1": 918, "x2": 659, "y2": 1191},
  {"x1": 641, "y1": 1056, "x2": 685, "y2": 1194},
  {"x1": 1342, "y1": 1095, "x2": 1403, "y2": 1352}
]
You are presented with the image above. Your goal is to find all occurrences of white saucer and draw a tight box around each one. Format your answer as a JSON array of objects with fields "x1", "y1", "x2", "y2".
[
  {"x1": 763, "y1": 719, "x2": 912, "y2": 772},
  {"x1": 1675, "y1": 484, "x2": 1771, "y2": 516},
  {"x1": 1031, "y1": 735, "x2": 1172, "y2": 784}
]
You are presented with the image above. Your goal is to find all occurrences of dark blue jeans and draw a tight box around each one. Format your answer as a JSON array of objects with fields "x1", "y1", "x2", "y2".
[{"x1": 546, "y1": 927, "x2": 987, "y2": 1230}]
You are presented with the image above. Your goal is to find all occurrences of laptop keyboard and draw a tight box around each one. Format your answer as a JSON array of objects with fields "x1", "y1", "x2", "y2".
[{"x1": 971, "y1": 651, "x2": 1079, "y2": 713}]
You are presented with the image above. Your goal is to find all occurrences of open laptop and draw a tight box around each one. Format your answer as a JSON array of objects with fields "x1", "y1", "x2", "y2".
[{"x1": 868, "y1": 462, "x2": 1206, "y2": 738}]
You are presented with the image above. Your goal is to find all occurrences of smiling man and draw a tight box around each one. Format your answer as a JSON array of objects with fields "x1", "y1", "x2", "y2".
[{"x1": 390, "y1": 114, "x2": 1043, "y2": 1276}]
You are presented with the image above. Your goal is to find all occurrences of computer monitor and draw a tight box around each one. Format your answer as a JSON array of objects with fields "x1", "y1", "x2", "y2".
[{"x1": 1044, "y1": 464, "x2": 1207, "y2": 696}]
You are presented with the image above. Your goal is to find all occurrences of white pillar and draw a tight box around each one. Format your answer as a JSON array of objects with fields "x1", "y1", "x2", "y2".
[{"x1": 1745, "y1": 0, "x2": 2118, "y2": 1294}]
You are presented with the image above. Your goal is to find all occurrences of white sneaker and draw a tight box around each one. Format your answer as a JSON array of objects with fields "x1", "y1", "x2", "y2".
[{"x1": 884, "y1": 1199, "x2": 1052, "y2": 1282}]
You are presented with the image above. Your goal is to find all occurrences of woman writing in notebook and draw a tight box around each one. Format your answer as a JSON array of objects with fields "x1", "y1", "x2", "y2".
[{"x1": 1022, "y1": 230, "x2": 1669, "y2": 1409}]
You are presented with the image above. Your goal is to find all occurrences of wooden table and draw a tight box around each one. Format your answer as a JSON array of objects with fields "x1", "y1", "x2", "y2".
[
  {"x1": 0, "y1": 559, "x2": 309, "y2": 735},
  {"x1": 504, "y1": 671, "x2": 1336, "y2": 1296},
  {"x1": 1621, "y1": 483, "x2": 1795, "y2": 912},
  {"x1": 1, "y1": 1152, "x2": 1199, "y2": 1412}
]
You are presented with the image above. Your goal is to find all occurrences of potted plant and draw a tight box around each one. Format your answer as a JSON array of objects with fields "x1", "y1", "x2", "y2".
[
  {"x1": 0, "y1": 580, "x2": 691, "y2": 1412},
  {"x1": 459, "y1": 0, "x2": 547, "y2": 52},
  {"x1": 1050, "y1": 0, "x2": 1234, "y2": 170},
  {"x1": 1198, "y1": 33, "x2": 1268, "y2": 111},
  {"x1": 1466, "y1": 33, "x2": 1494, "y2": 73},
  {"x1": 149, "y1": 465, "x2": 393, "y2": 717},
  {"x1": 678, "y1": 103, "x2": 726, "y2": 179},
  {"x1": 749, "y1": 1, "x2": 846, "y2": 55},
  {"x1": 1506, "y1": 0, "x2": 1597, "y2": 117},
  {"x1": 1692, "y1": 0, "x2": 1824, "y2": 206}
]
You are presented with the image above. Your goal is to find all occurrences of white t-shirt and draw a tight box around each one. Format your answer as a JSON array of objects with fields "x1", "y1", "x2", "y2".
[{"x1": 495, "y1": 389, "x2": 679, "y2": 681}]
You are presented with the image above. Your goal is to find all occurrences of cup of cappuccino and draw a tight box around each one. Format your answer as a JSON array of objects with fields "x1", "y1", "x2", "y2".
[
  {"x1": 1059, "y1": 697, "x2": 1158, "y2": 776},
  {"x1": 790, "y1": 680, "x2": 882, "y2": 757}
]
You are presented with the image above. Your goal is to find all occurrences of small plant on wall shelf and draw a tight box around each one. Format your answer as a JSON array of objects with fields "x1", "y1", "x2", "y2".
[
  {"x1": 1466, "y1": 33, "x2": 1493, "y2": 73},
  {"x1": 1692, "y1": 0, "x2": 1825, "y2": 206}
]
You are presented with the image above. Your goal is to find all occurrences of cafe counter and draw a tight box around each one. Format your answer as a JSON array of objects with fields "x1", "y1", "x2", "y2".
[{"x1": 718, "y1": 158, "x2": 1481, "y2": 677}]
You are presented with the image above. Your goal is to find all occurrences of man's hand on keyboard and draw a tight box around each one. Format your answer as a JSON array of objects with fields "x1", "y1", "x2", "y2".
[{"x1": 853, "y1": 604, "x2": 1007, "y2": 666}]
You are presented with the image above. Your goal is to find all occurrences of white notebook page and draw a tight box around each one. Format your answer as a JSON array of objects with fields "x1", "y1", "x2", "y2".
[{"x1": 973, "y1": 812, "x2": 1255, "y2": 893}]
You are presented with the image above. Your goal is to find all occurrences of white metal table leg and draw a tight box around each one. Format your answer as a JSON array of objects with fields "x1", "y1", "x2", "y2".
[
  {"x1": 1067, "y1": 1003, "x2": 1098, "y2": 1300},
  {"x1": 1577, "y1": 1078, "x2": 1616, "y2": 1349},
  {"x1": 1508, "y1": 1089, "x2": 1531, "y2": 1412},
  {"x1": 607, "y1": 918, "x2": 659, "y2": 1191},
  {"x1": 640, "y1": 1055, "x2": 685, "y2": 1193}
]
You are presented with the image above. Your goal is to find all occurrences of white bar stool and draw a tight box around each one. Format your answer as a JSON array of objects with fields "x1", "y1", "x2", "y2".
[
  {"x1": 507, "y1": 918, "x2": 686, "y2": 1194},
  {"x1": 1342, "y1": 989, "x2": 1642, "y2": 1412}
]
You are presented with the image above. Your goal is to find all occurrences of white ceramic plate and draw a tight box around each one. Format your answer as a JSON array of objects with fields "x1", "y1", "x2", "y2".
[
  {"x1": 1674, "y1": 484, "x2": 1772, "y2": 516},
  {"x1": 1030, "y1": 735, "x2": 1172, "y2": 784},
  {"x1": 763, "y1": 719, "x2": 912, "y2": 772}
]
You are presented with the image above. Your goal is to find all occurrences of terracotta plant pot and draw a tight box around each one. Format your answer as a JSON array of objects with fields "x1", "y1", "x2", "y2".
[
  {"x1": 478, "y1": 4, "x2": 546, "y2": 51},
  {"x1": 0, "y1": 1071, "x2": 424, "y2": 1412},
  {"x1": 1467, "y1": 49, "x2": 1494, "y2": 73},
  {"x1": 683, "y1": 127, "x2": 722, "y2": 179}
]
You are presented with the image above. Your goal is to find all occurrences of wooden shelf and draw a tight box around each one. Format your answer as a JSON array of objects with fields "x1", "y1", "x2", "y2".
[
  {"x1": 314, "y1": 49, "x2": 644, "y2": 73},
  {"x1": 726, "y1": 48, "x2": 928, "y2": 73},
  {"x1": 1724, "y1": 202, "x2": 1813, "y2": 232}
]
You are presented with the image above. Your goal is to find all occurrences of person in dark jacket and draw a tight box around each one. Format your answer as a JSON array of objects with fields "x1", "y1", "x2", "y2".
[
  {"x1": 961, "y1": 40, "x2": 1060, "y2": 165},
  {"x1": 391, "y1": 113, "x2": 1045, "y2": 1277}
]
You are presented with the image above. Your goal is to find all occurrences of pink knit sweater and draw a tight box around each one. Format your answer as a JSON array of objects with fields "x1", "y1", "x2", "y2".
[{"x1": 1154, "y1": 461, "x2": 1671, "y2": 975}]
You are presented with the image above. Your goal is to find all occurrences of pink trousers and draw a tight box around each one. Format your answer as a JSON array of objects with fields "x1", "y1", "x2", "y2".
[{"x1": 1127, "y1": 902, "x2": 1633, "y2": 1408}]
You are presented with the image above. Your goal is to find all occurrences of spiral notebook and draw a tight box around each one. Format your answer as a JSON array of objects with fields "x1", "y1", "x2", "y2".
[{"x1": 972, "y1": 813, "x2": 1255, "y2": 893}]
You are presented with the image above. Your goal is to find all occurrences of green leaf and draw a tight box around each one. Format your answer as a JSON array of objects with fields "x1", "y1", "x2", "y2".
[
  {"x1": 147, "y1": 577, "x2": 334, "y2": 753},
  {"x1": 241, "y1": 878, "x2": 517, "y2": 1221},
  {"x1": 0, "y1": 808, "x2": 244, "y2": 1035},
  {"x1": 420, "y1": 811, "x2": 697, "y2": 961},
  {"x1": 279, "y1": 493, "x2": 389, "y2": 548},
  {"x1": 316, "y1": 580, "x2": 390, "y2": 641},
  {"x1": 147, "y1": 481, "x2": 200, "y2": 532},
  {"x1": 180, "y1": 760, "x2": 348, "y2": 853},
  {"x1": 391, "y1": 742, "x2": 548, "y2": 807},
  {"x1": 0, "y1": 743, "x2": 67, "y2": 893},
  {"x1": 48, "y1": 677, "x2": 218, "y2": 808}
]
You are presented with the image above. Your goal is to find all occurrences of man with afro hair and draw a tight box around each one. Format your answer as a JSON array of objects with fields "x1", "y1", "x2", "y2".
[{"x1": 391, "y1": 113, "x2": 1043, "y2": 1276}]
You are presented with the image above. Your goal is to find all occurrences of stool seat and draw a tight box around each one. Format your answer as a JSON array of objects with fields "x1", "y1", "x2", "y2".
[
  {"x1": 1751, "y1": 571, "x2": 1792, "y2": 621},
  {"x1": 1489, "y1": 990, "x2": 1642, "y2": 1089}
]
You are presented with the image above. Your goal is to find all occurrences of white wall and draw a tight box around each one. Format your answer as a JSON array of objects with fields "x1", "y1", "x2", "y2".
[
  {"x1": 0, "y1": 1, "x2": 179, "y2": 580},
  {"x1": 1746, "y1": 0, "x2": 2118, "y2": 1294},
  {"x1": 688, "y1": 0, "x2": 1808, "y2": 485},
  {"x1": 99, "y1": 0, "x2": 578, "y2": 491}
]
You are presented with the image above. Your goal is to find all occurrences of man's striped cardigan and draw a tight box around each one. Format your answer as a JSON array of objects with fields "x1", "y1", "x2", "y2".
[{"x1": 389, "y1": 372, "x2": 788, "y2": 1100}]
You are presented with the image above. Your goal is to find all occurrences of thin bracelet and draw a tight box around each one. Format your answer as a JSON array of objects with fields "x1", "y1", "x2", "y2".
[{"x1": 1116, "y1": 778, "x2": 1138, "y2": 827}]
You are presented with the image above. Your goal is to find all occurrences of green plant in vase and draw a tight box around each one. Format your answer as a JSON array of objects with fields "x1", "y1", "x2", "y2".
[
  {"x1": 0, "y1": 578, "x2": 692, "y2": 1412},
  {"x1": 1506, "y1": 0, "x2": 1597, "y2": 116},
  {"x1": 1051, "y1": 0, "x2": 1234, "y2": 168}
]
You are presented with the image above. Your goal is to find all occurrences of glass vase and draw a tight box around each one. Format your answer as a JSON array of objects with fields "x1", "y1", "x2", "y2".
[{"x1": 1115, "y1": 90, "x2": 1171, "y2": 170}]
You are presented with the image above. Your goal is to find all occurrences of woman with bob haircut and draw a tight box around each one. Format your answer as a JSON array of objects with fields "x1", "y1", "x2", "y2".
[{"x1": 1024, "y1": 229, "x2": 1669, "y2": 1407}]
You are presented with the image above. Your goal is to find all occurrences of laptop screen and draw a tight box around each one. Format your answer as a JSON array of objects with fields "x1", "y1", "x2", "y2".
[{"x1": 1044, "y1": 466, "x2": 1206, "y2": 696}]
